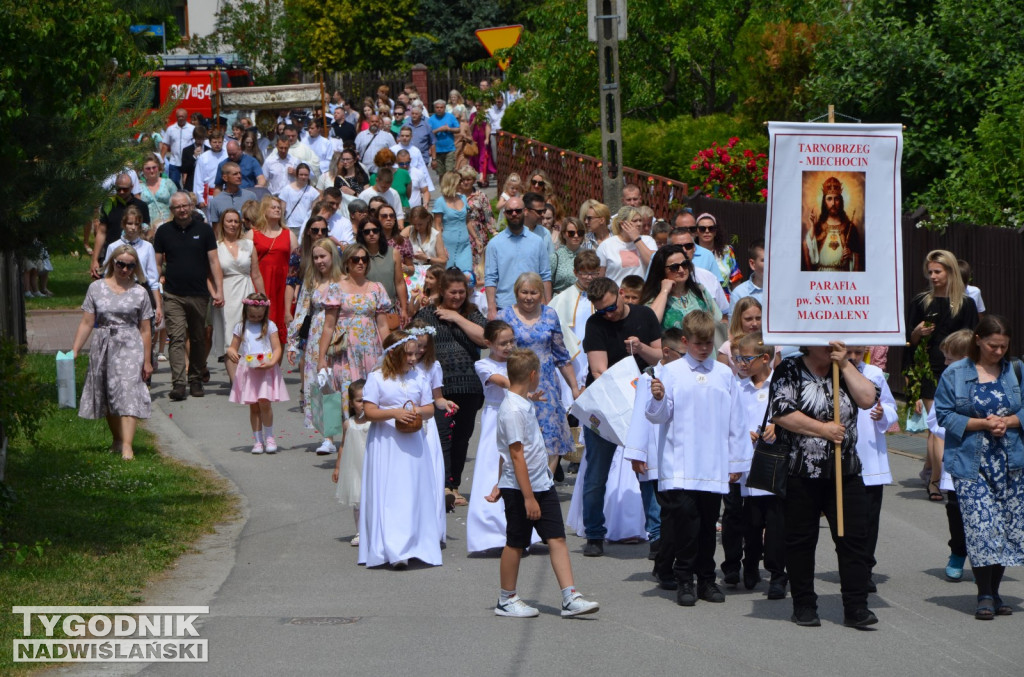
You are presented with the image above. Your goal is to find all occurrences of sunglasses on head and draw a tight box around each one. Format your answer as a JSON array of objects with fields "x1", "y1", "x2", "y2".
[
  {"x1": 350, "y1": 255, "x2": 369, "y2": 264},
  {"x1": 594, "y1": 299, "x2": 618, "y2": 315},
  {"x1": 363, "y1": 228, "x2": 380, "y2": 235},
  {"x1": 665, "y1": 262, "x2": 688, "y2": 273},
  {"x1": 504, "y1": 208, "x2": 523, "y2": 215},
  {"x1": 114, "y1": 260, "x2": 136, "y2": 271},
  {"x1": 696, "y1": 225, "x2": 716, "y2": 233}
]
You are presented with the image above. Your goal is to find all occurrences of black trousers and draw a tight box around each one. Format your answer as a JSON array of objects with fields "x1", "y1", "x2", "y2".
[
  {"x1": 720, "y1": 483, "x2": 744, "y2": 575},
  {"x1": 742, "y1": 494, "x2": 786, "y2": 581},
  {"x1": 864, "y1": 484, "x2": 883, "y2": 572},
  {"x1": 946, "y1": 489, "x2": 967, "y2": 557},
  {"x1": 784, "y1": 474, "x2": 871, "y2": 614},
  {"x1": 437, "y1": 393, "x2": 483, "y2": 490},
  {"x1": 657, "y1": 489, "x2": 722, "y2": 584}
]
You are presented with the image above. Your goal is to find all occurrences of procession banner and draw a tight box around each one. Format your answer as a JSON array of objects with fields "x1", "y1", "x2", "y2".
[{"x1": 762, "y1": 122, "x2": 904, "y2": 346}]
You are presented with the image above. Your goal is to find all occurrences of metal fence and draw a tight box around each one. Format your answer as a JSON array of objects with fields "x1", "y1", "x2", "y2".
[{"x1": 496, "y1": 130, "x2": 1024, "y2": 396}]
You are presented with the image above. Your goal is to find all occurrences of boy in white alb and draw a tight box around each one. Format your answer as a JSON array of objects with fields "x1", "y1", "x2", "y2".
[
  {"x1": 490, "y1": 348, "x2": 600, "y2": 618},
  {"x1": 732, "y1": 333, "x2": 786, "y2": 599},
  {"x1": 623, "y1": 327, "x2": 685, "y2": 584},
  {"x1": 845, "y1": 345, "x2": 898, "y2": 592},
  {"x1": 646, "y1": 311, "x2": 747, "y2": 606}
]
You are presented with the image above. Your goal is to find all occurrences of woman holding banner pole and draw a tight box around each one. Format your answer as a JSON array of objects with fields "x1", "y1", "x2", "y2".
[{"x1": 767, "y1": 342, "x2": 879, "y2": 627}]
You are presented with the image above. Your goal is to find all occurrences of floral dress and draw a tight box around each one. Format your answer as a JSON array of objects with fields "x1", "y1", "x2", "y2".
[
  {"x1": 292, "y1": 282, "x2": 342, "y2": 429},
  {"x1": 465, "y1": 190, "x2": 495, "y2": 271},
  {"x1": 79, "y1": 280, "x2": 153, "y2": 420},
  {"x1": 953, "y1": 381, "x2": 1024, "y2": 567},
  {"x1": 337, "y1": 282, "x2": 391, "y2": 413},
  {"x1": 658, "y1": 288, "x2": 722, "y2": 331},
  {"x1": 498, "y1": 305, "x2": 574, "y2": 457}
]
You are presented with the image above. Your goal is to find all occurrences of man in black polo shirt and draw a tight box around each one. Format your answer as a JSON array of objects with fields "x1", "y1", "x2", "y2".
[
  {"x1": 90, "y1": 173, "x2": 151, "y2": 277},
  {"x1": 580, "y1": 276, "x2": 662, "y2": 557},
  {"x1": 154, "y1": 192, "x2": 225, "y2": 401}
]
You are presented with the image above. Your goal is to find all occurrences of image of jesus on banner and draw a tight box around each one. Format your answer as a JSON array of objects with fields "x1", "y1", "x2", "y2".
[{"x1": 801, "y1": 172, "x2": 866, "y2": 272}]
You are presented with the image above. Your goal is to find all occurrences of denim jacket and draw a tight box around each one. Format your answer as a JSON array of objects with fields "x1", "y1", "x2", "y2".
[{"x1": 935, "y1": 357, "x2": 1024, "y2": 479}]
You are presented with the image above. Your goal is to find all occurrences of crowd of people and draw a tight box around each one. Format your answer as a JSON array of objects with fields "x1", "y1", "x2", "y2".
[{"x1": 67, "y1": 79, "x2": 1021, "y2": 625}]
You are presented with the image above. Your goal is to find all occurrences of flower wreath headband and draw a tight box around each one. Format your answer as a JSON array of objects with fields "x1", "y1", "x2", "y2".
[
  {"x1": 377, "y1": 326, "x2": 437, "y2": 363},
  {"x1": 242, "y1": 298, "x2": 271, "y2": 307}
]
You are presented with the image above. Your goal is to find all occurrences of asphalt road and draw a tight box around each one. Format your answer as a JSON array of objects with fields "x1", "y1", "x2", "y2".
[{"x1": 58, "y1": 361, "x2": 1024, "y2": 677}]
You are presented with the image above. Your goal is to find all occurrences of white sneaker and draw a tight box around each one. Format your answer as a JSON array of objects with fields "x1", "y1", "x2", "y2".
[
  {"x1": 265, "y1": 436, "x2": 278, "y2": 453},
  {"x1": 251, "y1": 442, "x2": 265, "y2": 454},
  {"x1": 316, "y1": 439, "x2": 336, "y2": 455},
  {"x1": 495, "y1": 595, "x2": 539, "y2": 618},
  {"x1": 157, "y1": 354, "x2": 167, "y2": 362},
  {"x1": 350, "y1": 534, "x2": 360, "y2": 547},
  {"x1": 561, "y1": 592, "x2": 599, "y2": 617}
]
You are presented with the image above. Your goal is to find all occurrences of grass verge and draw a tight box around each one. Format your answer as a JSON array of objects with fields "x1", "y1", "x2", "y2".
[
  {"x1": 0, "y1": 354, "x2": 236, "y2": 674},
  {"x1": 23, "y1": 254, "x2": 94, "y2": 310}
]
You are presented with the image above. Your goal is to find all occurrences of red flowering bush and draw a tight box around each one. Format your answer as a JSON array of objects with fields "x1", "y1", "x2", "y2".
[{"x1": 689, "y1": 137, "x2": 769, "y2": 202}]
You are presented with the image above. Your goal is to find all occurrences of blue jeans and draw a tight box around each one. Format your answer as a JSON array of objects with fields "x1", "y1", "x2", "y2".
[
  {"x1": 167, "y1": 164, "x2": 182, "y2": 189},
  {"x1": 582, "y1": 428, "x2": 618, "y2": 540},
  {"x1": 639, "y1": 479, "x2": 661, "y2": 541}
]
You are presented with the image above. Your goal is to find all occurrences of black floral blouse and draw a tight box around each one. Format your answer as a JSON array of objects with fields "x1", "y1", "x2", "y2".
[{"x1": 768, "y1": 355, "x2": 880, "y2": 479}]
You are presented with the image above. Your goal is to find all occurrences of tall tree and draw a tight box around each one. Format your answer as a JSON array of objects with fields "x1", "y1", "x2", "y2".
[
  {"x1": 188, "y1": 0, "x2": 288, "y2": 82},
  {"x1": 404, "y1": 0, "x2": 502, "y2": 68}
]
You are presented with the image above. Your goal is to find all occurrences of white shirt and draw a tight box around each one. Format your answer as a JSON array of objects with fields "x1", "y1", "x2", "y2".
[
  {"x1": 357, "y1": 186, "x2": 405, "y2": 221},
  {"x1": 105, "y1": 238, "x2": 159, "y2": 291},
  {"x1": 408, "y1": 166, "x2": 430, "y2": 208},
  {"x1": 597, "y1": 235, "x2": 657, "y2": 284},
  {"x1": 487, "y1": 105, "x2": 505, "y2": 133},
  {"x1": 162, "y1": 122, "x2": 195, "y2": 167},
  {"x1": 325, "y1": 212, "x2": 354, "y2": 245},
  {"x1": 354, "y1": 129, "x2": 396, "y2": 174},
  {"x1": 279, "y1": 183, "x2": 320, "y2": 233},
  {"x1": 193, "y1": 148, "x2": 229, "y2": 202},
  {"x1": 288, "y1": 142, "x2": 322, "y2": 182},
  {"x1": 645, "y1": 353, "x2": 746, "y2": 493},
  {"x1": 475, "y1": 358, "x2": 508, "y2": 407},
  {"x1": 262, "y1": 152, "x2": 299, "y2": 195},
  {"x1": 390, "y1": 142, "x2": 435, "y2": 191},
  {"x1": 623, "y1": 366, "x2": 668, "y2": 482},
  {"x1": 233, "y1": 320, "x2": 280, "y2": 356},
  {"x1": 693, "y1": 265, "x2": 731, "y2": 316},
  {"x1": 305, "y1": 134, "x2": 335, "y2": 175},
  {"x1": 733, "y1": 371, "x2": 775, "y2": 497},
  {"x1": 966, "y1": 285, "x2": 986, "y2": 313},
  {"x1": 854, "y1": 362, "x2": 897, "y2": 486},
  {"x1": 496, "y1": 391, "x2": 553, "y2": 492}
]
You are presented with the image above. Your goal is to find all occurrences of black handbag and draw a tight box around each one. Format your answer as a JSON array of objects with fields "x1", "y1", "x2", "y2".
[{"x1": 745, "y1": 401, "x2": 789, "y2": 497}]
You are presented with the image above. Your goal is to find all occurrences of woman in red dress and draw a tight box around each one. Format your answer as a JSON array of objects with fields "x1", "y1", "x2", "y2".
[{"x1": 250, "y1": 196, "x2": 299, "y2": 332}]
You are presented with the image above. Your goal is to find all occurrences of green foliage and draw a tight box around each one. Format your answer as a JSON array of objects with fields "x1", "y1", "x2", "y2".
[
  {"x1": 0, "y1": 0, "x2": 157, "y2": 251},
  {"x1": 405, "y1": 0, "x2": 503, "y2": 68},
  {"x1": 802, "y1": 0, "x2": 1024, "y2": 217},
  {"x1": 188, "y1": 0, "x2": 287, "y2": 83},
  {"x1": 284, "y1": 0, "x2": 420, "y2": 72},
  {"x1": 578, "y1": 114, "x2": 767, "y2": 186},
  {"x1": 903, "y1": 337, "x2": 935, "y2": 407},
  {"x1": 732, "y1": 20, "x2": 822, "y2": 124},
  {"x1": 0, "y1": 340, "x2": 51, "y2": 444}
]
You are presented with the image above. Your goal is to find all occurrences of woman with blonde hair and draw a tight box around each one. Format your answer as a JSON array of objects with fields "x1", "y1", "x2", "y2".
[
  {"x1": 457, "y1": 166, "x2": 494, "y2": 279},
  {"x1": 908, "y1": 249, "x2": 980, "y2": 500},
  {"x1": 579, "y1": 199, "x2": 612, "y2": 251},
  {"x1": 596, "y1": 205, "x2": 656, "y2": 284},
  {"x1": 71, "y1": 244, "x2": 154, "y2": 460},
  {"x1": 526, "y1": 169, "x2": 554, "y2": 202},
  {"x1": 433, "y1": 171, "x2": 476, "y2": 272},
  {"x1": 213, "y1": 208, "x2": 265, "y2": 383},
  {"x1": 252, "y1": 195, "x2": 300, "y2": 331}
]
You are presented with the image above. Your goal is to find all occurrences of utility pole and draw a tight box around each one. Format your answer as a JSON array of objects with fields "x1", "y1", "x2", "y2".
[{"x1": 590, "y1": 0, "x2": 627, "y2": 213}]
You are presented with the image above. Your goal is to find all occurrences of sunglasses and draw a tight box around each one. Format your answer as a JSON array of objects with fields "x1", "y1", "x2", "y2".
[
  {"x1": 665, "y1": 262, "x2": 688, "y2": 273},
  {"x1": 114, "y1": 260, "x2": 137, "y2": 271},
  {"x1": 680, "y1": 242, "x2": 696, "y2": 251},
  {"x1": 363, "y1": 228, "x2": 380, "y2": 235},
  {"x1": 350, "y1": 255, "x2": 369, "y2": 264},
  {"x1": 696, "y1": 225, "x2": 716, "y2": 233},
  {"x1": 116, "y1": 186, "x2": 132, "y2": 192},
  {"x1": 531, "y1": 180, "x2": 545, "y2": 186},
  {"x1": 504, "y1": 208, "x2": 523, "y2": 215},
  {"x1": 309, "y1": 227, "x2": 328, "y2": 235},
  {"x1": 594, "y1": 300, "x2": 618, "y2": 316},
  {"x1": 397, "y1": 162, "x2": 411, "y2": 167},
  {"x1": 735, "y1": 354, "x2": 763, "y2": 365},
  {"x1": 564, "y1": 230, "x2": 581, "y2": 237},
  {"x1": 584, "y1": 216, "x2": 600, "y2": 222}
]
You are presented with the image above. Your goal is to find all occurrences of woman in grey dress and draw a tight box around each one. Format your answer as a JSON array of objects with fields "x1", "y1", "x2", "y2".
[{"x1": 71, "y1": 244, "x2": 154, "y2": 460}]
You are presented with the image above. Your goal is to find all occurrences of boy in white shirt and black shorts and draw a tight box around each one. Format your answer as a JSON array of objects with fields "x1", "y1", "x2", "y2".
[{"x1": 488, "y1": 348, "x2": 600, "y2": 618}]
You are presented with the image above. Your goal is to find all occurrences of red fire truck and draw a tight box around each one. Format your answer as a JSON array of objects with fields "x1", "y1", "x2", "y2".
[{"x1": 145, "y1": 54, "x2": 254, "y2": 126}]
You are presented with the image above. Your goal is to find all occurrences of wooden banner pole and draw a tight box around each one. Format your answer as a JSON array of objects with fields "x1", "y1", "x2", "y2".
[{"x1": 833, "y1": 361, "x2": 845, "y2": 537}]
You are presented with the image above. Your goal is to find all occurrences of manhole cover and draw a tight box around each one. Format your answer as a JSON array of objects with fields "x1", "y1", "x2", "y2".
[{"x1": 286, "y1": 617, "x2": 361, "y2": 626}]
